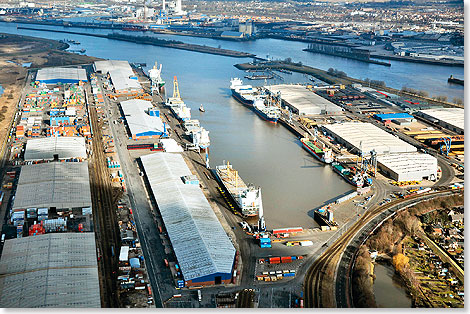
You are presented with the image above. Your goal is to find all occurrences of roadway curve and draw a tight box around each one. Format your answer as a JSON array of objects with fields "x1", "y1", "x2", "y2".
[{"x1": 303, "y1": 189, "x2": 456, "y2": 308}]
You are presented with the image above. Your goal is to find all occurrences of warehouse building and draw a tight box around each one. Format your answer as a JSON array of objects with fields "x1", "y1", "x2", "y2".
[
  {"x1": 36, "y1": 67, "x2": 87, "y2": 84},
  {"x1": 323, "y1": 122, "x2": 417, "y2": 155},
  {"x1": 94, "y1": 60, "x2": 142, "y2": 94},
  {"x1": 24, "y1": 137, "x2": 87, "y2": 161},
  {"x1": 141, "y1": 153, "x2": 236, "y2": 287},
  {"x1": 417, "y1": 108, "x2": 464, "y2": 135},
  {"x1": 120, "y1": 99, "x2": 167, "y2": 140},
  {"x1": 12, "y1": 162, "x2": 91, "y2": 211},
  {"x1": 0, "y1": 233, "x2": 100, "y2": 308},
  {"x1": 377, "y1": 153, "x2": 438, "y2": 182},
  {"x1": 265, "y1": 84, "x2": 343, "y2": 115}
]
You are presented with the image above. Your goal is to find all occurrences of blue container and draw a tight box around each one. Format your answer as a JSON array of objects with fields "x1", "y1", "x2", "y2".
[
  {"x1": 177, "y1": 280, "x2": 185, "y2": 288},
  {"x1": 283, "y1": 273, "x2": 295, "y2": 277},
  {"x1": 291, "y1": 256, "x2": 297, "y2": 260}
]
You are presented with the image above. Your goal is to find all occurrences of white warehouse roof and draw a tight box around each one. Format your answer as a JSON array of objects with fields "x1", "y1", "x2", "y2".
[
  {"x1": 109, "y1": 68, "x2": 142, "y2": 92},
  {"x1": 13, "y1": 162, "x2": 91, "y2": 210},
  {"x1": 0, "y1": 233, "x2": 100, "y2": 308},
  {"x1": 24, "y1": 137, "x2": 87, "y2": 161},
  {"x1": 323, "y1": 122, "x2": 417, "y2": 155},
  {"x1": 140, "y1": 152, "x2": 236, "y2": 281},
  {"x1": 265, "y1": 84, "x2": 342, "y2": 115},
  {"x1": 120, "y1": 99, "x2": 165, "y2": 137},
  {"x1": 36, "y1": 67, "x2": 87, "y2": 82},
  {"x1": 377, "y1": 153, "x2": 438, "y2": 182},
  {"x1": 93, "y1": 60, "x2": 141, "y2": 92},
  {"x1": 94, "y1": 60, "x2": 133, "y2": 73},
  {"x1": 418, "y1": 108, "x2": 464, "y2": 133}
]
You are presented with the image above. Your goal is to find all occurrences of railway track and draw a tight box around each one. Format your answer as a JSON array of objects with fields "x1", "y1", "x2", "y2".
[
  {"x1": 304, "y1": 189, "x2": 456, "y2": 308},
  {"x1": 89, "y1": 106, "x2": 121, "y2": 308}
]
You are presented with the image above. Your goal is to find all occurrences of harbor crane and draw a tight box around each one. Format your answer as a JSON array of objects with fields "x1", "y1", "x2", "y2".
[
  {"x1": 438, "y1": 137, "x2": 452, "y2": 156},
  {"x1": 172, "y1": 76, "x2": 181, "y2": 99}
]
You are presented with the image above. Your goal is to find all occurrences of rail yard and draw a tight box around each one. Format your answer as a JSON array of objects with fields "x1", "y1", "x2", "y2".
[{"x1": 0, "y1": 54, "x2": 463, "y2": 308}]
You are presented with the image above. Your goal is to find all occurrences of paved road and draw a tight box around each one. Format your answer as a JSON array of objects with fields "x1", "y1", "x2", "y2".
[{"x1": 96, "y1": 76, "x2": 177, "y2": 307}]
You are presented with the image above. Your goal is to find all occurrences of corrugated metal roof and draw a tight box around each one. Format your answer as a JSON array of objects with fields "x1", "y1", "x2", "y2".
[
  {"x1": 94, "y1": 60, "x2": 132, "y2": 73},
  {"x1": 120, "y1": 99, "x2": 165, "y2": 137},
  {"x1": 0, "y1": 233, "x2": 100, "y2": 308},
  {"x1": 265, "y1": 84, "x2": 342, "y2": 115},
  {"x1": 109, "y1": 68, "x2": 142, "y2": 92},
  {"x1": 13, "y1": 162, "x2": 91, "y2": 210},
  {"x1": 24, "y1": 137, "x2": 87, "y2": 161},
  {"x1": 418, "y1": 108, "x2": 464, "y2": 132},
  {"x1": 36, "y1": 67, "x2": 87, "y2": 82},
  {"x1": 377, "y1": 153, "x2": 437, "y2": 181},
  {"x1": 378, "y1": 153, "x2": 437, "y2": 173},
  {"x1": 93, "y1": 60, "x2": 141, "y2": 92},
  {"x1": 374, "y1": 113, "x2": 414, "y2": 121},
  {"x1": 140, "y1": 152, "x2": 235, "y2": 281},
  {"x1": 323, "y1": 122, "x2": 417, "y2": 155}
]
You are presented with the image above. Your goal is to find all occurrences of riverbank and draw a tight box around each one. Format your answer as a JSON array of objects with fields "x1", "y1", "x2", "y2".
[
  {"x1": 370, "y1": 53, "x2": 464, "y2": 68},
  {"x1": 234, "y1": 61, "x2": 464, "y2": 108},
  {"x1": 17, "y1": 26, "x2": 255, "y2": 58},
  {"x1": 303, "y1": 48, "x2": 391, "y2": 67},
  {"x1": 352, "y1": 193, "x2": 464, "y2": 308}
]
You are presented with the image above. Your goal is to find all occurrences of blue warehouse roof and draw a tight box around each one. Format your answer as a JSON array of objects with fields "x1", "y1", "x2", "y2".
[{"x1": 374, "y1": 113, "x2": 414, "y2": 121}]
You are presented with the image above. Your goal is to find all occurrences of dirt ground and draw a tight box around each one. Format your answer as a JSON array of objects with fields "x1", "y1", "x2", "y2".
[{"x1": 0, "y1": 33, "x2": 102, "y2": 152}]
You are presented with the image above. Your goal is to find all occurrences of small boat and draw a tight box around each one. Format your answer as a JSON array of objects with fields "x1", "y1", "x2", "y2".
[{"x1": 199, "y1": 104, "x2": 205, "y2": 112}]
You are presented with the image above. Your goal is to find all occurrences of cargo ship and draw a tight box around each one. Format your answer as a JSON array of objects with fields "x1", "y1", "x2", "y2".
[
  {"x1": 331, "y1": 162, "x2": 364, "y2": 187},
  {"x1": 190, "y1": 127, "x2": 210, "y2": 150},
  {"x1": 230, "y1": 78, "x2": 258, "y2": 106},
  {"x1": 300, "y1": 137, "x2": 333, "y2": 164},
  {"x1": 314, "y1": 207, "x2": 338, "y2": 231},
  {"x1": 230, "y1": 78, "x2": 280, "y2": 123},
  {"x1": 252, "y1": 98, "x2": 280, "y2": 123},
  {"x1": 215, "y1": 161, "x2": 263, "y2": 217}
]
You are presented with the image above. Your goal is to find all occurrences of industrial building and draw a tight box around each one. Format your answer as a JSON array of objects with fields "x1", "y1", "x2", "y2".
[
  {"x1": 377, "y1": 153, "x2": 438, "y2": 182},
  {"x1": 323, "y1": 122, "x2": 417, "y2": 155},
  {"x1": 120, "y1": 99, "x2": 167, "y2": 140},
  {"x1": 36, "y1": 67, "x2": 87, "y2": 84},
  {"x1": 0, "y1": 233, "x2": 100, "y2": 308},
  {"x1": 417, "y1": 108, "x2": 464, "y2": 135},
  {"x1": 24, "y1": 137, "x2": 87, "y2": 161},
  {"x1": 265, "y1": 84, "x2": 343, "y2": 115},
  {"x1": 93, "y1": 60, "x2": 142, "y2": 94},
  {"x1": 12, "y1": 162, "x2": 91, "y2": 211},
  {"x1": 140, "y1": 152, "x2": 236, "y2": 287}
]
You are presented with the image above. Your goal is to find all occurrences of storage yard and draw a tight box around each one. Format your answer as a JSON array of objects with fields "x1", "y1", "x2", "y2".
[{"x1": 0, "y1": 54, "x2": 463, "y2": 309}]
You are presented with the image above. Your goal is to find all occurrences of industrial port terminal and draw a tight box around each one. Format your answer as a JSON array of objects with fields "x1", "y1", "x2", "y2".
[{"x1": 0, "y1": 52, "x2": 463, "y2": 308}]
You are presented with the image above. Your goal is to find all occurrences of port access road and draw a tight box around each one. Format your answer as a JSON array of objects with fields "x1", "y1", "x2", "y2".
[{"x1": 304, "y1": 188, "x2": 457, "y2": 308}]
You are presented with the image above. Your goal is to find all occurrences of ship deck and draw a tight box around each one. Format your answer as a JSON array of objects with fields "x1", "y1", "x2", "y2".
[{"x1": 216, "y1": 167, "x2": 248, "y2": 197}]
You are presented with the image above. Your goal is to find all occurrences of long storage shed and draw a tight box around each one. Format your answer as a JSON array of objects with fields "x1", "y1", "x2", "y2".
[
  {"x1": 24, "y1": 137, "x2": 87, "y2": 161},
  {"x1": 322, "y1": 122, "x2": 417, "y2": 155},
  {"x1": 12, "y1": 161, "x2": 91, "y2": 211},
  {"x1": 140, "y1": 152, "x2": 236, "y2": 287},
  {"x1": 0, "y1": 233, "x2": 100, "y2": 308}
]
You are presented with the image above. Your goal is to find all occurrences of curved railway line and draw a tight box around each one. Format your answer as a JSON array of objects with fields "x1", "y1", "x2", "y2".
[
  {"x1": 304, "y1": 188, "x2": 458, "y2": 308},
  {"x1": 89, "y1": 106, "x2": 121, "y2": 308}
]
